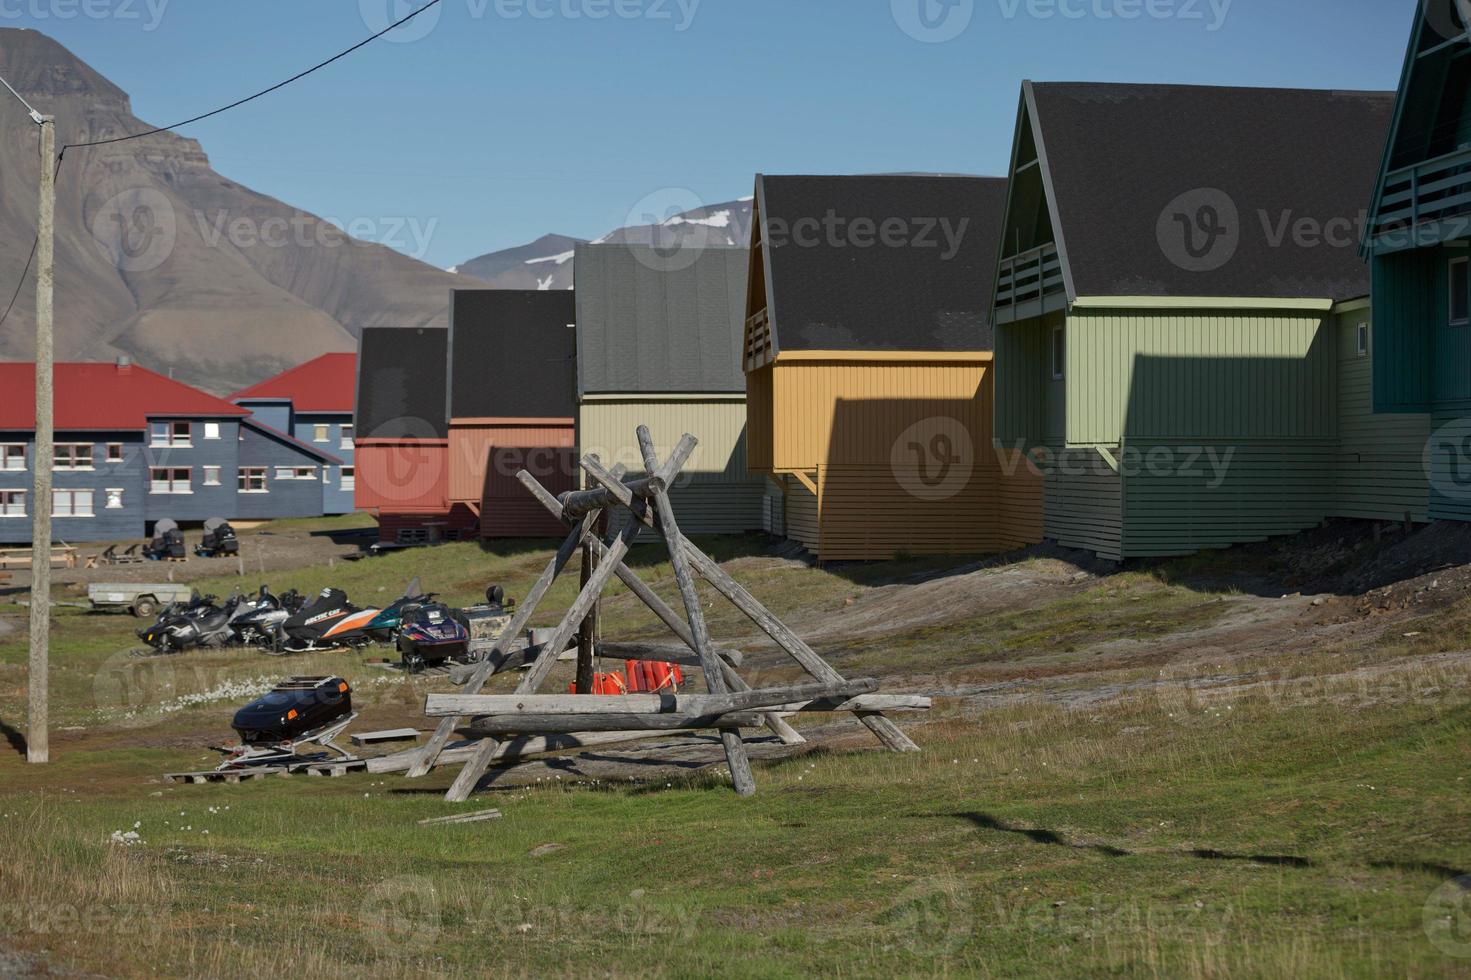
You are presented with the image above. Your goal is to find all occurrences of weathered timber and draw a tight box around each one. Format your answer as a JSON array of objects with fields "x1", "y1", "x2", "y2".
[
  {"x1": 408, "y1": 468, "x2": 623, "y2": 779},
  {"x1": 557, "y1": 476, "x2": 664, "y2": 520},
  {"x1": 418, "y1": 809, "x2": 502, "y2": 827},
  {"x1": 368, "y1": 730, "x2": 688, "y2": 774},
  {"x1": 349, "y1": 728, "x2": 420, "y2": 746},
  {"x1": 426, "y1": 679, "x2": 877, "y2": 718}
]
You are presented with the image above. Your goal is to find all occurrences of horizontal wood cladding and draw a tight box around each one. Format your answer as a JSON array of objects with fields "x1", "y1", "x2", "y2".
[
  {"x1": 355, "y1": 441, "x2": 449, "y2": 513},
  {"x1": 785, "y1": 481, "x2": 820, "y2": 553},
  {"x1": 1068, "y1": 308, "x2": 1336, "y2": 447},
  {"x1": 608, "y1": 481, "x2": 768, "y2": 538},
  {"x1": 578, "y1": 400, "x2": 759, "y2": 483},
  {"x1": 481, "y1": 443, "x2": 576, "y2": 540},
  {"x1": 1043, "y1": 451, "x2": 1124, "y2": 561},
  {"x1": 449, "y1": 422, "x2": 574, "y2": 504},
  {"x1": 761, "y1": 356, "x2": 994, "y2": 473}
]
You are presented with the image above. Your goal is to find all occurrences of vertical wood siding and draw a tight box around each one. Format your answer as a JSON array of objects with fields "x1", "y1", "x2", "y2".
[
  {"x1": 578, "y1": 400, "x2": 755, "y2": 481},
  {"x1": 1371, "y1": 251, "x2": 1437, "y2": 413}
]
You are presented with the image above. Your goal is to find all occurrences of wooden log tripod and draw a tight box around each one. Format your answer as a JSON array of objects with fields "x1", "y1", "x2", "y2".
[{"x1": 408, "y1": 426, "x2": 924, "y2": 801}]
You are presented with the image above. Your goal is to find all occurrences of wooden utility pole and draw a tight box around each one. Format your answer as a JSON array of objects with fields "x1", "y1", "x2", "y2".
[
  {"x1": 28, "y1": 114, "x2": 54, "y2": 764},
  {"x1": 574, "y1": 535, "x2": 598, "y2": 695}
]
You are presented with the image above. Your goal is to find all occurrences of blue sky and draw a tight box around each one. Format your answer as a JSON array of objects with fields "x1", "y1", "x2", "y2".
[{"x1": 9, "y1": 0, "x2": 1419, "y2": 268}]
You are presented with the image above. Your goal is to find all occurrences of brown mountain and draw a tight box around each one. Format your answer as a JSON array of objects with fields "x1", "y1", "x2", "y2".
[{"x1": 0, "y1": 28, "x2": 476, "y2": 393}]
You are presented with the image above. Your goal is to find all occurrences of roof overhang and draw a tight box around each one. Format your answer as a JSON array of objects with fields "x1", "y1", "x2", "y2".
[{"x1": 1070, "y1": 296, "x2": 1335, "y2": 313}]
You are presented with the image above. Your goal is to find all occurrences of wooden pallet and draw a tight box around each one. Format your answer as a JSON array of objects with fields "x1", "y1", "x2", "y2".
[{"x1": 164, "y1": 767, "x2": 287, "y2": 784}]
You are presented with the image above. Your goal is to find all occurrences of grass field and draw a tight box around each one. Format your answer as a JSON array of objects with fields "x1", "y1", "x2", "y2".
[{"x1": 2, "y1": 523, "x2": 1470, "y2": 977}]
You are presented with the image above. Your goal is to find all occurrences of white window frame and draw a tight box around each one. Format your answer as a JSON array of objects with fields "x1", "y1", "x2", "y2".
[
  {"x1": 53, "y1": 489, "x2": 94, "y2": 518},
  {"x1": 275, "y1": 466, "x2": 317, "y2": 481},
  {"x1": 0, "y1": 443, "x2": 24, "y2": 472},
  {"x1": 203, "y1": 422, "x2": 221, "y2": 440},
  {"x1": 1356, "y1": 322, "x2": 1369, "y2": 357},
  {"x1": 202, "y1": 465, "x2": 222, "y2": 487},
  {"x1": 104, "y1": 488, "x2": 125, "y2": 510},
  {"x1": 149, "y1": 467, "x2": 192, "y2": 495},
  {"x1": 1050, "y1": 325, "x2": 1065, "y2": 380},
  {"x1": 0, "y1": 490, "x2": 24, "y2": 517},
  {"x1": 238, "y1": 467, "x2": 268, "y2": 494},
  {"x1": 1451, "y1": 256, "x2": 1470, "y2": 326},
  {"x1": 151, "y1": 421, "x2": 192, "y2": 447},
  {"x1": 339, "y1": 424, "x2": 354, "y2": 450},
  {"x1": 313, "y1": 423, "x2": 330, "y2": 443},
  {"x1": 105, "y1": 442, "x2": 125, "y2": 463},
  {"x1": 54, "y1": 443, "x2": 95, "y2": 471},
  {"x1": 340, "y1": 466, "x2": 356, "y2": 491}
]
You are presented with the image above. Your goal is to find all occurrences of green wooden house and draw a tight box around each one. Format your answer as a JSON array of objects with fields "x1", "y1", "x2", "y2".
[
  {"x1": 993, "y1": 81, "x2": 1429, "y2": 561},
  {"x1": 1365, "y1": 0, "x2": 1471, "y2": 522}
]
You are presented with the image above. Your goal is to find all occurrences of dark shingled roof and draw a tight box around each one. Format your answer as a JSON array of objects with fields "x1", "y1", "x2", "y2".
[
  {"x1": 448, "y1": 290, "x2": 577, "y2": 419},
  {"x1": 1028, "y1": 82, "x2": 1394, "y2": 301},
  {"x1": 355, "y1": 328, "x2": 449, "y2": 440},
  {"x1": 574, "y1": 244, "x2": 747, "y2": 395},
  {"x1": 756, "y1": 174, "x2": 1007, "y2": 352}
]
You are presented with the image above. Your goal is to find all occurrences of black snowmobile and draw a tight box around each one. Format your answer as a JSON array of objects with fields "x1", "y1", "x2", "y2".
[
  {"x1": 144, "y1": 519, "x2": 186, "y2": 560},
  {"x1": 271, "y1": 588, "x2": 382, "y2": 653},
  {"x1": 395, "y1": 596, "x2": 472, "y2": 673},
  {"x1": 195, "y1": 517, "x2": 239, "y2": 558},
  {"x1": 227, "y1": 586, "x2": 305, "y2": 648},
  {"x1": 218, "y1": 676, "x2": 357, "y2": 769},
  {"x1": 136, "y1": 592, "x2": 245, "y2": 652}
]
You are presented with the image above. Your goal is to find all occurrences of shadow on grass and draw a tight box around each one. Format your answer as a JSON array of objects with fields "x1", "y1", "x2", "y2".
[
  {"x1": 1, "y1": 718, "x2": 27, "y2": 758},
  {"x1": 1368, "y1": 858, "x2": 1470, "y2": 880},
  {"x1": 955, "y1": 812, "x2": 1318, "y2": 868}
]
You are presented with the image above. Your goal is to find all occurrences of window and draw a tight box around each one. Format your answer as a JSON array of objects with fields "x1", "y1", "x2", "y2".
[
  {"x1": 1, "y1": 444, "x2": 24, "y2": 471},
  {"x1": 339, "y1": 424, "x2": 354, "y2": 450},
  {"x1": 149, "y1": 468, "x2": 191, "y2": 494},
  {"x1": 105, "y1": 488, "x2": 124, "y2": 510},
  {"x1": 106, "y1": 443, "x2": 125, "y2": 463},
  {"x1": 1452, "y1": 257, "x2": 1469, "y2": 326},
  {"x1": 0, "y1": 490, "x2": 24, "y2": 517},
  {"x1": 340, "y1": 466, "x2": 355, "y2": 491},
  {"x1": 203, "y1": 466, "x2": 222, "y2": 487},
  {"x1": 238, "y1": 467, "x2": 268, "y2": 493},
  {"x1": 1050, "y1": 325, "x2": 1065, "y2": 380},
  {"x1": 1356, "y1": 323, "x2": 1370, "y2": 357},
  {"x1": 203, "y1": 422, "x2": 221, "y2": 440},
  {"x1": 275, "y1": 466, "x2": 316, "y2": 481},
  {"x1": 53, "y1": 489, "x2": 94, "y2": 518},
  {"x1": 313, "y1": 424, "x2": 330, "y2": 443},
  {"x1": 54, "y1": 444, "x2": 94, "y2": 470},
  {"x1": 151, "y1": 421, "x2": 191, "y2": 447}
]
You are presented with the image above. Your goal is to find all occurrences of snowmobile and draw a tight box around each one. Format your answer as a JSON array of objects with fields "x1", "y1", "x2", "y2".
[
  {"x1": 216, "y1": 676, "x2": 357, "y2": 770},
  {"x1": 395, "y1": 596, "x2": 472, "y2": 673},
  {"x1": 195, "y1": 517, "x2": 240, "y2": 558},
  {"x1": 137, "y1": 591, "x2": 252, "y2": 653},
  {"x1": 227, "y1": 586, "x2": 305, "y2": 648},
  {"x1": 271, "y1": 587, "x2": 382, "y2": 653},
  {"x1": 363, "y1": 577, "x2": 434, "y2": 641},
  {"x1": 144, "y1": 519, "x2": 186, "y2": 560}
]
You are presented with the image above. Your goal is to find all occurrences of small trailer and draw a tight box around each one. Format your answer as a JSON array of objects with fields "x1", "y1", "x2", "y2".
[{"x1": 87, "y1": 582, "x2": 194, "y2": 618}]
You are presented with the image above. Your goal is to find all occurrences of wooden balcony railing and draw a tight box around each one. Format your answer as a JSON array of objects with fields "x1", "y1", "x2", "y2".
[
  {"x1": 994, "y1": 243, "x2": 1065, "y2": 322},
  {"x1": 1371, "y1": 144, "x2": 1471, "y2": 250},
  {"x1": 745, "y1": 307, "x2": 774, "y2": 372}
]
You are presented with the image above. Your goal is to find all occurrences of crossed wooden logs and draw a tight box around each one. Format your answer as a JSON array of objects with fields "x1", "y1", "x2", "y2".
[{"x1": 407, "y1": 426, "x2": 926, "y2": 801}]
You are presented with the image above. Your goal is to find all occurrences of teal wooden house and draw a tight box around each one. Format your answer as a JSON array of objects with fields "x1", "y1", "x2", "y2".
[
  {"x1": 1365, "y1": 0, "x2": 1471, "y2": 521},
  {"x1": 993, "y1": 81, "x2": 1427, "y2": 560}
]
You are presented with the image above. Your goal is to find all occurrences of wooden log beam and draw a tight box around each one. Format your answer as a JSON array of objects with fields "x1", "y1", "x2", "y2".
[
  {"x1": 636, "y1": 425, "x2": 756, "y2": 796},
  {"x1": 557, "y1": 477, "x2": 664, "y2": 520},
  {"x1": 427, "y1": 678, "x2": 877, "y2": 718},
  {"x1": 368, "y1": 729, "x2": 695, "y2": 774},
  {"x1": 757, "y1": 694, "x2": 932, "y2": 713}
]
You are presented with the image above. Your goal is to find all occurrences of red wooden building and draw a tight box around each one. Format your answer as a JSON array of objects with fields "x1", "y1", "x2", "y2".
[{"x1": 447, "y1": 290, "x2": 578, "y2": 539}]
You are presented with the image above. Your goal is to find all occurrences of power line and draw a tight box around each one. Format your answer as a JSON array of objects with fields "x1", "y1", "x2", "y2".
[
  {"x1": 61, "y1": 0, "x2": 444, "y2": 155},
  {"x1": 0, "y1": 0, "x2": 445, "y2": 333}
]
